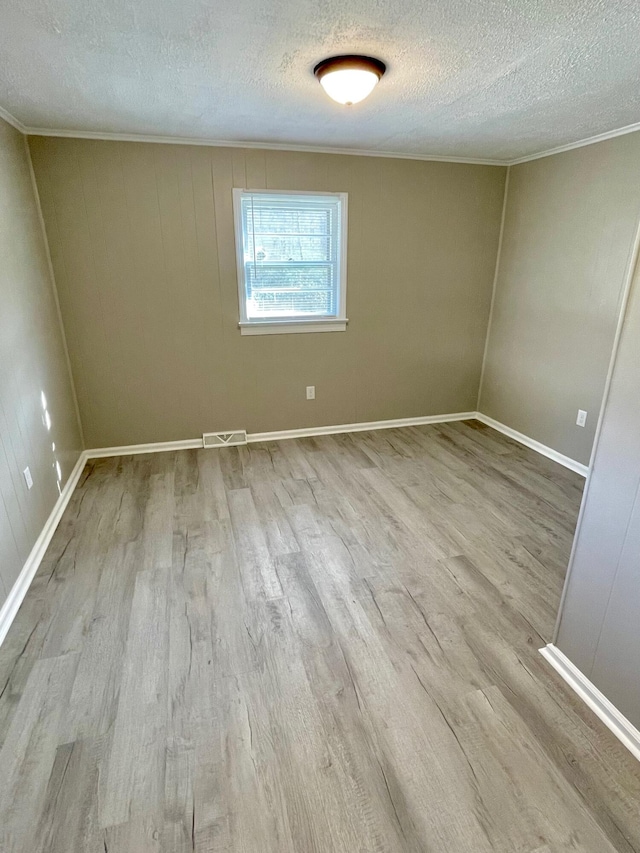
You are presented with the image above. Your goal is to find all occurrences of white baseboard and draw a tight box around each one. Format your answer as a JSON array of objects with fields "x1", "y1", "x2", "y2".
[
  {"x1": 540, "y1": 644, "x2": 640, "y2": 763},
  {"x1": 0, "y1": 449, "x2": 89, "y2": 647},
  {"x1": 76, "y1": 414, "x2": 589, "y2": 476},
  {"x1": 0, "y1": 410, "x2": 586, "y2": 649},
  {"x1": 0, "y1": 411, "x2": 475, "y2": 649},
  {"x1": 475, "y1": 413, "x2": 588, "y2": 477},
  {"x1": 247, "y1": 411, "x2": 477, "y2": 443},
  {"x1": 84, "y1": 413, "x2": 478, "y2": 457},
  {"x1": 86, "y1": 438, "x2": 203, "y2": 459}
]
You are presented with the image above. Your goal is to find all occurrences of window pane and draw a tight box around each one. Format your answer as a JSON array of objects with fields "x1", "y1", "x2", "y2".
[
  {"x1": 246, "y1": 263, "x2": 333, "y2": 290},
  {"x1": 238, "y1": 192, "x2": 344, "y2": 323},
  {"x1": 245, "y1": 263, "x2": 335, "y2": 317},
  {"x1": 247, "y1": 207, "x2": 332, "y2": 235},
  {"x1": 250, "y1": 235, "x2": 331, "y2": 263},
  {"x1": 248, "y1": 288, "x2": 335, "y2": 317}
]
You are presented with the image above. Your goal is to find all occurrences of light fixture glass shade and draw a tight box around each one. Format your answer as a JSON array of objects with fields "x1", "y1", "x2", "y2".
[
  {"x1": 319, "y1": 68, "x2": 380, "y2": 105},
  {"x1": 314, "y1": 55, "x2": 386, "y2": 106}
]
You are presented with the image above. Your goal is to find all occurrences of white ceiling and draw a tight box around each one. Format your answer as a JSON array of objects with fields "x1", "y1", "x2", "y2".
[{"x1": 1, "y1": 0, "x2": 640, "y2": 162}]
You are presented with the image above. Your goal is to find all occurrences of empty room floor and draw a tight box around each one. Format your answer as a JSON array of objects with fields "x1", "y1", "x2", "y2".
[{"x1": 1, "y1": 420, "x2": 639, "y2": 852}]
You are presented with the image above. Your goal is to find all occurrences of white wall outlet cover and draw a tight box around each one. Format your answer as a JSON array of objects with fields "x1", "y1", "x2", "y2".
[
  {"x1": 306, "y1": 386, "x2": 316, "y2": 400},
  {"x1": 23, "y1": 467, "x2": 33, "y2": 489},
  {"x1": 576, "y1": 409, "x2": 588, "y2": 427}
]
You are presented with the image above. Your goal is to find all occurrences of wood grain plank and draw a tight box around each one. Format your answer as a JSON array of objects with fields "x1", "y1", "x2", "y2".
[{"x1": 1, "y1": 424, "x2": 639, "y2": 852}]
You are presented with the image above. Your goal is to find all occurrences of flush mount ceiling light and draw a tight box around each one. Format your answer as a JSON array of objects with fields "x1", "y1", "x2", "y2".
[{"x1": 314, "y1": 55, "x2": 386, "y2": 106}]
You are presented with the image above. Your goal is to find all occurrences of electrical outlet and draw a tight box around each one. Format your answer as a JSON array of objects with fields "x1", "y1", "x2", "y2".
[
  {"x1": 306, "y1": 385, "x2": 316, "y2": 400},
  {"x1": 23, "y1": 467, "x2": 33, "y2": 490},
  {"x1": 576, "y1": 409, "x2": 587, "y2": 428}
]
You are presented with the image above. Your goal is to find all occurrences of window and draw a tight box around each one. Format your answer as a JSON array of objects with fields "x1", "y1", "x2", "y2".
[{"x1": 233, "y1": 189, "x2": 348, "y2": 335}]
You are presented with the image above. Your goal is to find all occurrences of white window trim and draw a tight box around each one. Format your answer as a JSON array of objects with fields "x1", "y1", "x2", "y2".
[{"x1": 232, "y1": 188, "x2": 348, "y2": 336}]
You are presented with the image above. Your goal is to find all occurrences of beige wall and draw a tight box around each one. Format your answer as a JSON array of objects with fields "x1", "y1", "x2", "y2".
[
  {"x1": 556, "y1": 258, "x2": 640, "y2": 728},
  {"x1": 479, "y1": 134, "x2": 640, "y2": 466},
  {"x1": 29, "y1": 137, "x2": 506, "y2": 448},
  {"x1": 0, "y1": 118, "x2": 83, "y2": 608}
]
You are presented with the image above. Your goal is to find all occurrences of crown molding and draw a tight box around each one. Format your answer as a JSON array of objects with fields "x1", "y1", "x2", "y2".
[
  {"x1": 13, "y1": 116, "x2": 640, "y2": 166},
  {"x1": 23, "y1": 126, "x2": 508, "y2": 166},
  {"x1": 509, "y1": 120, "x2": 640, "y2": 165},
  {"x1": 0, "y1": 103, "x2": 27, "y2": 133}
]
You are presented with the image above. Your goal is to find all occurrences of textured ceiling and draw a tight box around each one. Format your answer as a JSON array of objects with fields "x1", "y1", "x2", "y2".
[{"x1": 1, "y1": 0, "x2": 640, "y2": 161}]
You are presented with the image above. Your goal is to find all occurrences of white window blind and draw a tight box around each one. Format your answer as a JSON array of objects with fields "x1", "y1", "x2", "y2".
[{"x1": 233, "y1": 190, "x2": 347, "y2": 334}]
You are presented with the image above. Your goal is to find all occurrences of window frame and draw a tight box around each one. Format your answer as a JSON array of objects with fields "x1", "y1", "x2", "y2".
[{"x1": 232, "y1": 188, "x2": 348, "y2": 336}]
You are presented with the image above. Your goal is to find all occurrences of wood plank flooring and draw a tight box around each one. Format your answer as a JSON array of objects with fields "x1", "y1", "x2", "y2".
[{"x1": 1, "y1": 420, "x2": 639, "y2": 852}]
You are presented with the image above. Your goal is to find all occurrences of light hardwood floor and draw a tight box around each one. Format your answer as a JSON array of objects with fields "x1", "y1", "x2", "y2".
[{"x1": 1, "y1": 420, "x2": 639, "y2": 852}]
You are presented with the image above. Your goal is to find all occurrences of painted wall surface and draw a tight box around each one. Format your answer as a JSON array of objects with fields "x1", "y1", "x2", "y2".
[
  {"x1": 0, "y1": 118, "x2": 83, "y2": 607},
  {"x1": 556, "y1": 260, "x2": 640, "y2": 729},
  {"x1": 479, "y1": 133, "x2": 640, "y2": 466},
  {"x1": 29, "y1": 137, "x2": 506, "y2": 448}
]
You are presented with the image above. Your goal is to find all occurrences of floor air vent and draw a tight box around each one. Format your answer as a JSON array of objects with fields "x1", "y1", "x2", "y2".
[{"x1": 202, "y1": 430, "x2": 248, "y2": 448}]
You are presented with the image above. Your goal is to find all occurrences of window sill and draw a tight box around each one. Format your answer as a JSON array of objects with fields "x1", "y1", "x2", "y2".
[{"x1": 239, "y1": 319, "x2": 348, "y2": 336}]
